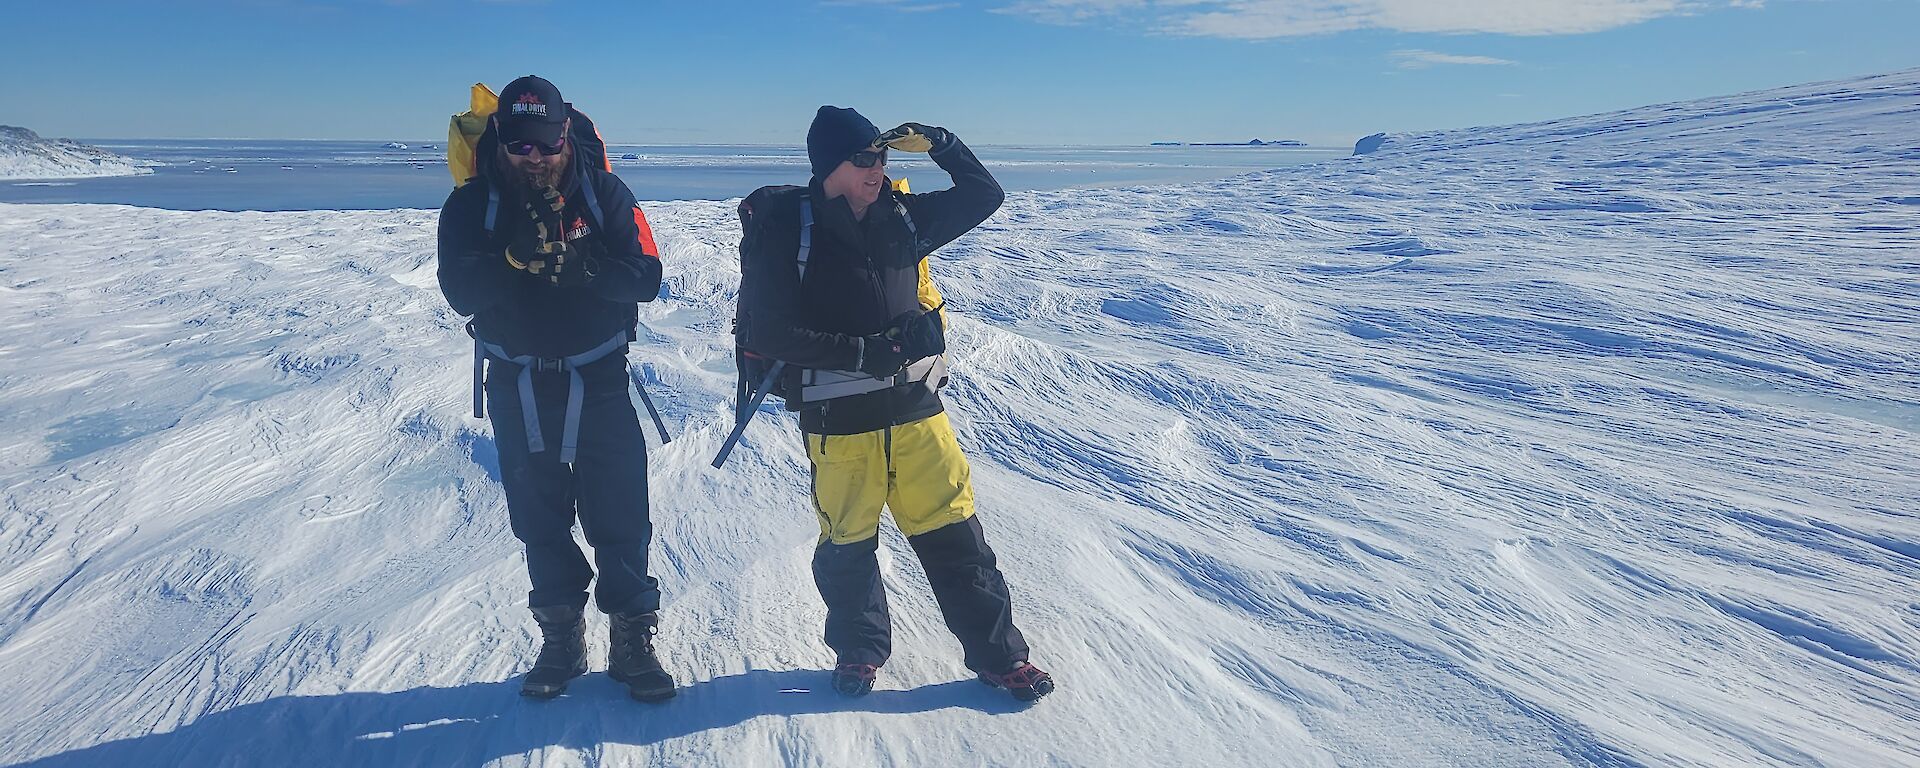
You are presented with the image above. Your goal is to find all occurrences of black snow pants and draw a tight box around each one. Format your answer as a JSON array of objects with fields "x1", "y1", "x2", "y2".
[{"x1": 485, "y1": 353, "x2": 660, "y2": 615}]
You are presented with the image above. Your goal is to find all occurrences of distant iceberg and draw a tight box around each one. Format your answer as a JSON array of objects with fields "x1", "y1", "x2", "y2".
[
  {"x1": 384, "y1": 142, "x2": 409, "y2": 149},
  {"x1": 0, "y1": 126, "x2": 157, "y2": 180}
]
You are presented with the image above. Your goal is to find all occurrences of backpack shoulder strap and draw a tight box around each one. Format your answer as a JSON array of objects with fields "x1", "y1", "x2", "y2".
[
  {"x1": 894, "y1": 198, "x2": 922, "y2": 258},
  {"x1": 895, "y1": 199, "x2": 916, "y2": 238},
  {"x1": 797, "y1": 194, "x2": 813, "y2": 282},
  {"x1": 484, "y1": 184, "x2": 501, "y2": 236},
  {"x1": 577, "y1": 167, "x2": 607, "y2": 231}
]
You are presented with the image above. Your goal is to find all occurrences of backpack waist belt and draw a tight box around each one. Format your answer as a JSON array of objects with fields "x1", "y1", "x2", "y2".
[
  {"x1": 795, "y1": 354, "x2": 948, "y2": 404},
  {"x1": 472, "y1": 329, "x2": 629, "y2": 464}
]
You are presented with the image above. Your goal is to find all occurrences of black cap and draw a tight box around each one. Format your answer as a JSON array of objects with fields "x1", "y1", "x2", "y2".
[
  {"x1": 496, "y1": 75, "x2": 568, "y2": 146},
  {"x1": 806, "y1": 106, "x2": 880, "y2": 181}
]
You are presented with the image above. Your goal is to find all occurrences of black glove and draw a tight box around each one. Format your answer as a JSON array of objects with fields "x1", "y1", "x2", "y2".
[
  {"x1": 505, "y1": 186, "x2": 567, "y2": 275},
  {"x1": 857, "y1": 334, "x2": 910, "y2": 378},
  {"x1": 505, "y1": 226, "x2": 545, "y2": 273},
  {"x1": 885, "y1": 305, "x2": 946, "y2": 360},
  {"x1": 545, "y1": 240, "x2": 599, "y2": 288},
  {"x1": 877, "y1": 122, "x2": 953, "y2": 154},
  {"x1": 531, "y1": 184, "x2": 566, "y2": 231}
]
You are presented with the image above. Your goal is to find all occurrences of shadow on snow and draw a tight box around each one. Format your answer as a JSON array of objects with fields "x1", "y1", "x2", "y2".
[{"x1": 18, "y1": 669, "x2": 1027, "y2": 766}]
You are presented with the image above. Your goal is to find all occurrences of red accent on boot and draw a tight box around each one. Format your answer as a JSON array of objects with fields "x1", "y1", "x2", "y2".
[{"x1": 981, "y1": 661, "x2": 1049, "y2": 689}]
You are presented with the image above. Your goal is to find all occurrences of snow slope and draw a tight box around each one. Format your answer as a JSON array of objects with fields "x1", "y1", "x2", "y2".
[
  {"x1": 0, "y1": 127, "x2": 155, "y2": 181},
  {"x1": 0, "y1": 70, "x2": 1916, "y2": 766}
]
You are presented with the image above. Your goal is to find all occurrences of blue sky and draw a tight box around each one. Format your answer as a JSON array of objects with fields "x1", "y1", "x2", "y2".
[{"x1": 4, "y1": 0, "x2": 1916, "y2": 146}]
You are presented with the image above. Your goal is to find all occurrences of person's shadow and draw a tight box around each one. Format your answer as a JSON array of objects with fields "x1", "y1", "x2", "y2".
[{"x1": 14, "y1": 669, "x2": 1028, "y2": 766}]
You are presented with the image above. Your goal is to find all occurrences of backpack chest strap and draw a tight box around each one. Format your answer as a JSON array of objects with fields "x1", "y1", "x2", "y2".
[{"x1": 796, "y1": 354, "x2": 948, "y2": 404}]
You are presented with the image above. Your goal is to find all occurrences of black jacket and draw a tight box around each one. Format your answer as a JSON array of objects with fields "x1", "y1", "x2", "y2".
[
  {"x1": 738, "y1": 136, "x2": 1004, "y2": 435},
  {"x1": 438, "y1": 153, "x2": 663, "y2": 360}
]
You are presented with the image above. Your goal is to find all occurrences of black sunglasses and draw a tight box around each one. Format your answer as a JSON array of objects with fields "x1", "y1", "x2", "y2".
[
  {"x1": 498, "y1": 116, "x2": 570, "y2": 156},
  {"x1": 849, "y1": 148, "x2": 887, "y2": 168},
  {"x1": 506, "y1": 135, "x2": 568, "y2": 157}
]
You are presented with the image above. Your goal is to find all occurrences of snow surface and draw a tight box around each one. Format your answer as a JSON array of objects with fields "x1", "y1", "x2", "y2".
[
  {"x1": 0, "y1": 70, "x2": 1916, "y2": 766},
  {"x1": 0, "y1": 127, "x2": 156, "y2": 181}
]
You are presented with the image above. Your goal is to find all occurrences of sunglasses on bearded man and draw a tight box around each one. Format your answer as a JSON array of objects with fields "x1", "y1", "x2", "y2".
[
  {"x1": 499, "y1": 117, "x2": 571, "y2": 157},
  {"x1": 506, "y1": 135, "x2": 568, "y2": 157}
]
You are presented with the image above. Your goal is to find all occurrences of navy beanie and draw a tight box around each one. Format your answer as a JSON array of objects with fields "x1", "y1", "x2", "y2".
[{"x1": 807, "y1": 106, "x2": 880, "y2": 181}]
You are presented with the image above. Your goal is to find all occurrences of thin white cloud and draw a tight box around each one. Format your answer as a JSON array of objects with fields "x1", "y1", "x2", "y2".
[
  {"x1": 1392, "y1": 49, "x2": 1518, "y2": 69},
  {"x1": 997, "y1": 0, "x2": 1757, "y2": 38}
]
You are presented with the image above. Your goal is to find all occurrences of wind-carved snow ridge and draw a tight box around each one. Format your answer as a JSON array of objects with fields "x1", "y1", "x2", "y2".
[
  {"x1": 1, "y1": 69, "x2": 1917, "y2": 766},
  {"x1": 0, "y1": 126, "x2": 157, "y2": 180}
]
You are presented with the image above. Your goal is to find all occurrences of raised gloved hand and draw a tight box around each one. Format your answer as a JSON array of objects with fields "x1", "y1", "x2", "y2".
[
  {"x1": 884, "y1": 305, "x2": 946, "y2": 360},
  {"x1": 876, "y1": 122, "x2": 953, "y2": 154},
  {"x1": 857, "y1": 334, "x2": 910, "y2": 378},
  {"x1": 506, "y1": 186, "x2": 568, "y2": 274},
  {"x1": 532, "y1": 185, "x2": 566, "y2": 225}
]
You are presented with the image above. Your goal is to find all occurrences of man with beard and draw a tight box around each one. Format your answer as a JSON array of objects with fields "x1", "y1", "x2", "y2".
[{"x1": 436, "y1": 75, "x2": 672, "y2": 702}]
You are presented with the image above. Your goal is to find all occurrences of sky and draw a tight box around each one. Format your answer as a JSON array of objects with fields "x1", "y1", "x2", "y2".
[{"x1": 3, "y1": 0, "x2": 1917, "y2": 146}]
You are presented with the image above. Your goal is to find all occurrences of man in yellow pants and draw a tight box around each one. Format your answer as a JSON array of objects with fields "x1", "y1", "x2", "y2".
[{"x1": 734, "y1": 106, "x2": 1053, "y2": 702}]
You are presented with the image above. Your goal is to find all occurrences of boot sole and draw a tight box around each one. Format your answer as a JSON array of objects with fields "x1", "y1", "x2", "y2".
[
  {"x1": 607, "y1": 668, "x2": 677, "y2": 702},
  {"x1": 629, "y1": 686, "x2": 678, "y2": 703},
  {"x1": 521, "y1": 665, "x2": 588, "y2": 699},
  {"x1": 520, "y1": 682, "x2": 566, "y2": 699}
]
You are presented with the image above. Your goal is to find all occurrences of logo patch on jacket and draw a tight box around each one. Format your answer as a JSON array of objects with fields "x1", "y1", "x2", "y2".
[{"x1": 566, "y1": 216, "x2": 592, "y2": 241}]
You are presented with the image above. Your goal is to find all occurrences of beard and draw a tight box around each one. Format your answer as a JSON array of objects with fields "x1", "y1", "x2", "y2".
[{"x1": 500, "y1": 143, "x2": 571, "y2": 193}]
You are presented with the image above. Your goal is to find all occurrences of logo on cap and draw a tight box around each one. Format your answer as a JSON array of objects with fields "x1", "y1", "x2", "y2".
[{"x1": 511, "y1": 92, "x2": 549, "y2": 117}]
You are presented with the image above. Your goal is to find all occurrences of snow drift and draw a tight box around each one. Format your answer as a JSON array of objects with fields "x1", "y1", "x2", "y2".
[{"x1": 0, "y1": 70, "x2": 1915, "y2": 766}]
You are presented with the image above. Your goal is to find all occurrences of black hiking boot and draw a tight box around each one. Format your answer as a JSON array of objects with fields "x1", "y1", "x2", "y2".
[
  {"x1": 520, "y1": 604, "x2": 587, "y2": 699},
  {"x1": 608, "y1": 611, "x2": 676, "y2": 702},
  {"x1": 832, "y1": 663, "x2": 879, "y2": 697},
  {"x1": 978, "y1": 661, "x2": 1055, "y2": 703}
]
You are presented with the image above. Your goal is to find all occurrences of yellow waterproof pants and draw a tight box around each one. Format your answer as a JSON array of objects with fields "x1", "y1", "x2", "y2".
[{"x1": 806, "y1": 412, "x2": 976, "y2": 545}]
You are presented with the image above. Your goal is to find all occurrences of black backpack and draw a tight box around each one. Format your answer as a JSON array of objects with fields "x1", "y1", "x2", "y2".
[
  {"x1": 712, "y1": 185, "x2": 943, "y2": 468},
  {"x1": 712, "y1": 185, "x2": 811, "y2": 467},
  {"x1": 734, "y1": 185, "x2": 810, "y2": 395}
]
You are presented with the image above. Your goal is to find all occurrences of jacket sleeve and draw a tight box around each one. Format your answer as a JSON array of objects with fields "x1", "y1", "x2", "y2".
[
  {"x1": 899, "y1": 134, "x2": 1005, "y2": 259},
  {"x1": 437, "y1": 184, "x2": 517, "y2": 317},
  {"x1": 738, "y1": 199, "x2": 864, "y2": 371},
  {"x1": 584, "y1": 174, "x2": 664, "y2": 303}
]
